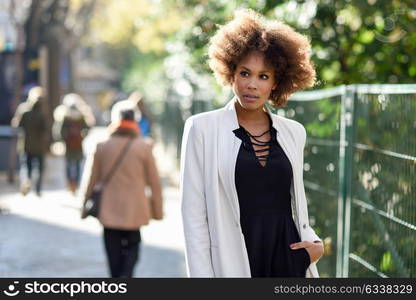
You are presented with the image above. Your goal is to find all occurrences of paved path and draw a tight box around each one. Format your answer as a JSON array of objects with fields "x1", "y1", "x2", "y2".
[{"x1": 0, "y1": 128, "x2": 186, "y2": 277}]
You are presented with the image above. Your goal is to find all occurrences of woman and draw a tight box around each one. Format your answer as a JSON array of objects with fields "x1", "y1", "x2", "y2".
[
  {"x1": 81, "y1": 109, "x2": 163, "y2": 277},
  {"x1": 180, "y1": 9, "x2": 324, "y2": 278},
  {"x1": 59, "y1": 93, "x2": 95, "y2": 194}
]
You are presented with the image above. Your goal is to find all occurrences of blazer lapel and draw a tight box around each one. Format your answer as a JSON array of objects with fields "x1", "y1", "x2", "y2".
[
  {"x1": 265, "y1": 105, "x2": 298, "y2": 178},
  {"x1": 264, "y1": 105, "x2": 295, "y2": 167},
  {"x1": 218, "y1": 99, "x2": 241, "y2": 223},
  {"x1": 268, "y1": 109, "x2": 301, "y2": 230}
]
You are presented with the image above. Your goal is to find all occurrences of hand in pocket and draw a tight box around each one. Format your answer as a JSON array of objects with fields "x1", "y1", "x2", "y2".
[{"x1": 290, "y1": 241, "x2": 324, "y2": 263}]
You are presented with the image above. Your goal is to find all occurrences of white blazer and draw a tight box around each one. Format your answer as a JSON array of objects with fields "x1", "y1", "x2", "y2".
[{"x1": 180, "y1": 99, "x2": 321, "y2": 278}]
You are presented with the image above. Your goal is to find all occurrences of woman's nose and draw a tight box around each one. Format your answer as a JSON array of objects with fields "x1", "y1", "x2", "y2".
[{"x1": 247, "y1": 78, "x2": 258, "y2": 90}]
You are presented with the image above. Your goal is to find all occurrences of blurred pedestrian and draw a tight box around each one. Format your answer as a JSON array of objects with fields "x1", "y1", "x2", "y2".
[
  {"x1": 54, "y1": 93, "x2": 95, "y2": 194},
  {"x1": 11, "y1": 86, "x2": 48, "y2": 196},
  {"x1": 180, "y1": 9, "x2": 323, "y2": 278},
  {"x1": 137, "y1": 97, "x2": 154, "y2": 138},
  {"x1": 110, "y1": 91, "x2": 154, "y2": 138},
  {"x1": 81, "y1": 108, "x2": 163, "y2": 278}
]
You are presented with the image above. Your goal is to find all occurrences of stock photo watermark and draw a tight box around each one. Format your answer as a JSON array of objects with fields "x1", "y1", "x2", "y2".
[{"x1": 2, "y1": 280, "x2": 127, "y2": 297}]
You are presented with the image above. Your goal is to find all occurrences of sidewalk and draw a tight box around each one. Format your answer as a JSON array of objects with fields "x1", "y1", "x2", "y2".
[{"x1": 0, "y1": 128, "x2": 186, "y2": 277}]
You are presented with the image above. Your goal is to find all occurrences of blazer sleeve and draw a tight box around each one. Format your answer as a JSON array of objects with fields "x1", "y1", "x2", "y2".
[
  {"x1": 180, "y1": 117, "x2": 215, "y2": 277},
  {"x1": 298, "y1": 124, "x2": 322, "y2": 243}
]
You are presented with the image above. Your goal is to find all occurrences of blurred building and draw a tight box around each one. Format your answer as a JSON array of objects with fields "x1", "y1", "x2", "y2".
[
  {"x1": 74, "y1": 47, "x2": 119, "y2": 126},
  {"x1": 0, "y1": 0, "x2": 83, "y2": 175},
  {"x1": 0, "y1": 0, "x2": 28, "y2": 174},
  {"x1": 0, "y1": 0, "x2": 27, "y2": 125}
]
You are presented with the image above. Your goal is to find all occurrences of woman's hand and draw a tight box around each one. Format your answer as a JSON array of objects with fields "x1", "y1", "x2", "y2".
[{"x1": 290, "y1": 241, "x2": 324, "y2": 263}]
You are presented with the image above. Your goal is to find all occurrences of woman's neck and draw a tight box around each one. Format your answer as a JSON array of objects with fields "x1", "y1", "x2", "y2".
[{"x1": 235, "y1": 100, "x2": 269, "y2": 126}]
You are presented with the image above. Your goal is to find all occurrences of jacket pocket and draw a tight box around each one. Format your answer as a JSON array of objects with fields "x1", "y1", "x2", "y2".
[{"x1": 301, "y1": 248, "x2": 311, "y2": 270}]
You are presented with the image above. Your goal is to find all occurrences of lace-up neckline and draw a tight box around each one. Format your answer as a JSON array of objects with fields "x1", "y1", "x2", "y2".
[{"x1": 239, "y1": 124, "x2": 274, "y2": 167}]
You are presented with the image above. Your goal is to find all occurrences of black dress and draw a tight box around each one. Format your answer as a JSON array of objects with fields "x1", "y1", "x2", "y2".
[{"x1": 233, "y1": 122, "x2": 310, "y2": 277}]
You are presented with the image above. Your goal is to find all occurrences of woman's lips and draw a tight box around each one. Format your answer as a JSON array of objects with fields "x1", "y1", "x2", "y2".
[{"x1": 242, "y1": 95, "x2": 259, "y2": 102}]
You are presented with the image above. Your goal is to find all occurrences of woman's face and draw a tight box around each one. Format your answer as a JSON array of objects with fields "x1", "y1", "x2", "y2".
[{"x1": 232, "y1": 50, "x2": 277, "y2": 112}]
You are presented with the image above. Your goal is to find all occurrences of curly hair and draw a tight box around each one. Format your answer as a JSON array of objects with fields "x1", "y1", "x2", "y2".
[{"x1": 208, "y1": 9, "x2": 316, "y2": 107}]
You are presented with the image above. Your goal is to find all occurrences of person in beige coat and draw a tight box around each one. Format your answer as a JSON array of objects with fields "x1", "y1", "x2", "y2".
[{"x1": 81, "y1": 108, "x2": 163, "y2": 277}]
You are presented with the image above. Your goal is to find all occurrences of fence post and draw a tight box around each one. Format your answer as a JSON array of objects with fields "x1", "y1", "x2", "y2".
[{"x1": 336, "y1": 85, "x2": 356, "y2": 277}]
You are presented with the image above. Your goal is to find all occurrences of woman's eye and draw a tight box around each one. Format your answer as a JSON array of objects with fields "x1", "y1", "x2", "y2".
[
  {"x1": 240, "y1": 71, "x2": 249, "y2": 77},
  {"x1": 260, "y1": 74, "x2": 269, "y2": 80}
]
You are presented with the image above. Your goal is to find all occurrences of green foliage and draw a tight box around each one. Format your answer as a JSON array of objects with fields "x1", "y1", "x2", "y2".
[
  {"x1": 121, "y1": 51, "x2": 168, "y2": 102},
  {"x1": 84, "y1": 0, "x2": 416, "y2": 103},
  {"x1": 175, "y1": 0, "x2": 416, "y2": 90},
  {"x1": 380, "y1": 251, "x2": 394, "y2": 272}
]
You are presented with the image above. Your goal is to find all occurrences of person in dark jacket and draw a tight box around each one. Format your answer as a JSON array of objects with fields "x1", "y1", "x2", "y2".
[{"x1": 12, "y1": 87, "x2": 48, "y2": 196}]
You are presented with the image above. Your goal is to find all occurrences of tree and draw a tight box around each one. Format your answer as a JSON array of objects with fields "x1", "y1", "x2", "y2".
[{"x1": 172, "y1": 0, "x2": 416, "y2": 90}]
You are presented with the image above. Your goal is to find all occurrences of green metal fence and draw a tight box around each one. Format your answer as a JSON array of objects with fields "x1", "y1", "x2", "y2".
[{"x1": 151, "y1": 84, "x2": 416, "y2": 278}]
